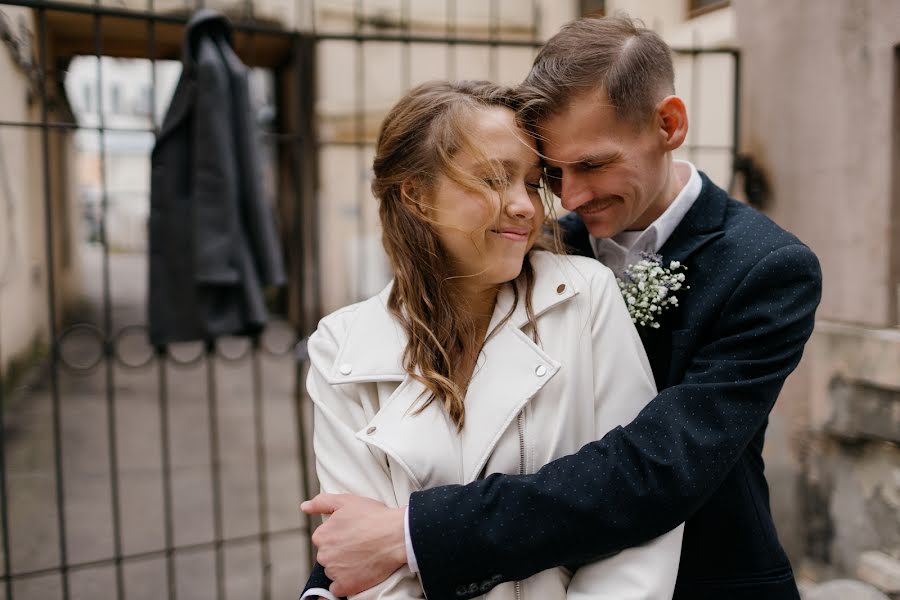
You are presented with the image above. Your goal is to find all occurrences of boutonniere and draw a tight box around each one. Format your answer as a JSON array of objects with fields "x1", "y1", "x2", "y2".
[{"x1": 616, "y1": 252, "x2": 688, "y2": 329}]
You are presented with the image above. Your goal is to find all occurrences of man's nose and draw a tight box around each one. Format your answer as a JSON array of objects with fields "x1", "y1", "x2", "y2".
[{"x1": 560, "y1": 174, "x2": 591, "y2": 212}]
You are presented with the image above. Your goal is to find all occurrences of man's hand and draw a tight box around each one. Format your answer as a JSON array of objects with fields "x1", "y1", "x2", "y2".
[{"x1": 301, "y1": 494, "x2": 407, "y2": 597}]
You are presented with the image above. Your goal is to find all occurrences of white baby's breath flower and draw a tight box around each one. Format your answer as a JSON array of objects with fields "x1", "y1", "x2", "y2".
[{"x1": 615, "y1": 252, "x2": 688, "y2": 329}]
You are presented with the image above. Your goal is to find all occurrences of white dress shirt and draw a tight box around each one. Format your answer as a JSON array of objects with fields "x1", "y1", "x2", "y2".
[{"x1": 302, "y1": 161, "x2": 702, "y2": 600}]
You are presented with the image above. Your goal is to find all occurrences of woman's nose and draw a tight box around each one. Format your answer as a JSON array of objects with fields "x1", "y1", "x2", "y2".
[{"x1": 505, "y1": 184, "x2": 536, "y2": 219}]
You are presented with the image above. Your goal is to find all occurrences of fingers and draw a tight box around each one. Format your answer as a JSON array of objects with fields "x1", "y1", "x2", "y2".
[{"x1": 301, "y1": 493, "x2": 346, "y2": 515}]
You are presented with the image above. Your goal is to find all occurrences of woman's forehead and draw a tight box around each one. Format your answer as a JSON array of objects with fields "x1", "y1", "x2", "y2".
[{"x1": 461, "y1": 107, "x2": 540, "y2": 168}]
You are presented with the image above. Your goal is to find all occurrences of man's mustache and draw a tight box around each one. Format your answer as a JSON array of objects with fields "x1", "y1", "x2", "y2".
[{"x1": 576, "y1": 196, "x2": 622, "y2": 214}]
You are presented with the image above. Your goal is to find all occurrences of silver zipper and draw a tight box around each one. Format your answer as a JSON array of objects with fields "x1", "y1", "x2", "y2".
[{"x1": 514, "y1": 409, "x2": 525, "y2": 600}]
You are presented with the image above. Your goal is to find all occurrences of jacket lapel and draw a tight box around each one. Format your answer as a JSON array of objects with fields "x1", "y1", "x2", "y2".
[
  {"x1": 328, "y1": 255, "x2": 579, "y2": 489},
  {"x1": 657, "y1": 172, "x2": 728, "y2": 267}
]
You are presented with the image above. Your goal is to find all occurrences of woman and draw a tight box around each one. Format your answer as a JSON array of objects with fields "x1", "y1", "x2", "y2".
[{"x1": 306, "y1": 80, "x2": 683, "y2": 599}]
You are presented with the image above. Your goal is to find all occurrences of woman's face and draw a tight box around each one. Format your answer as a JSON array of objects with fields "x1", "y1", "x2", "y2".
[{"x1": 428, "y1": 106, "x2": 545, "y2": 292}]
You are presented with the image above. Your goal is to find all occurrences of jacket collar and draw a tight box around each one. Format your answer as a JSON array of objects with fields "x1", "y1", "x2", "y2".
[
  {"x1": 155, "y1": 10, "x2": 234, "y2": 146},
  {"x1": 182, "y1": 9, "x2": 234, "y2": 70},
  {"x1": 657, "y1": 171, "x2": 727, "y2": 264},
  {"x1": 324, "y1": 251, "x2": 579, "y2": 384},
  {"x1": 325, "y1": 252, "x2": 580, "y2": 489}
]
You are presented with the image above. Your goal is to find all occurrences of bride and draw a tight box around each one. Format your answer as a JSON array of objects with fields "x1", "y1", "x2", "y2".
[{"x1": 304, "y1": 80, "x2": 683, "y2": 599}]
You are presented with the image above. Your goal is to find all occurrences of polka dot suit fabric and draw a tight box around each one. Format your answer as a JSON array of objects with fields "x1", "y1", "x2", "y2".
[{"x1": 404, "y1": 173, "x2": 822, "y2": 600}]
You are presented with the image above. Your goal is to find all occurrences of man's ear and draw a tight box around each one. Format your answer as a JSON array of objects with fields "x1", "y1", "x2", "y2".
[{"x1": 655, "y1": 95, "x2": 688, "y2": 152}]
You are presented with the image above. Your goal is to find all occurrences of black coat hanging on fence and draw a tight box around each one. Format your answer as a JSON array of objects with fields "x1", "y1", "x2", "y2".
[{"x1": 148, "y1": 9, "x2": 286, "y2": 347}]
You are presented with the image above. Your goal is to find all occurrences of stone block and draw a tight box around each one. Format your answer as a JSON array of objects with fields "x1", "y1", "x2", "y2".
[
  {"x1": 802, "y1": 579, "x2": 890, "y2": 600},
  {"x1": 827, "y1": 379, "x2": 900, "y2": 444},
  {"x1": 858, "y1": 551, "x2": 900, "y2": 595}
]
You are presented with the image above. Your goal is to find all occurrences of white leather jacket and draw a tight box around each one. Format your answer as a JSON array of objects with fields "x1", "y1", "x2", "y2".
[{"x1": 307, "y1": 251, "x2": 684, "y2": 600}]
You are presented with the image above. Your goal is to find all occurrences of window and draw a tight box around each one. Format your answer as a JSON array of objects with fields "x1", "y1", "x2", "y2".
[
  {"x1": 580, "y1": 0, "x2": 605, "y2": 18},
  {"x1": 109, "y1": 83, "x2": 121, "y2": 114},
  {"x1": 689, "y1": 0, "x2": 729, "y2": 17}
]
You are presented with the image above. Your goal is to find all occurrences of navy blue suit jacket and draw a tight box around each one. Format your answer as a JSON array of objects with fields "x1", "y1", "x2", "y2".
[{"x1": 303, "y1": 174, "x2": 822, "y2": 600}]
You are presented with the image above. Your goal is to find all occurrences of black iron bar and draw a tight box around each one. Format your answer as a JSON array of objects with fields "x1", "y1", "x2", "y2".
[
  {"x1": 688, "y1": 32, "x2": 701, "y2": 166},
  {"x1": 1, "y1": 526, "x2": 305, "y2": 583},
  {"x1": 354, "y1": 0, "x2": 365, "y2": 302},
  {"x1": 146, "y1": 6, "x2": 176, "y2": 598},
  {"x1": 93, "y1": 11, "x2": 127, "y2": 600},
  {"x1": 401, "y1": 0, "x2": 410, "y2": 90},
  {"x1": 488, "y1": 0, "x2": 498, "y2": 81},
  {"x1": 0, "y1": 239, "x2": 13, "y2": 600},
  {"x1": 245, "y1": 22, "x2": 272, "y2": 600},
  {"x1": 251, "y1": 339, "x2": 272, "y2": 600},
  {"x1": 156, "y1": 351, "x2": 178, "y2": 600},
  {"x1": 2, "y1": 0, "x2": 552, "y2": 47},
  {"x1": 446, "y1": 0, "x2": 456, "y2": 78},
  {"x1": 293, "y1": 357, "x2": 315, "y2": 570},
  {"x1": 288, "y1": 32, "x2": 318, "y2": 571},
  {"x1": 37, "y1": 9, "x2": 71, "y2": 600},
  {"x1": 729, "y1": 51, "x2": 742, "y2": 193},
  {"x1": 0, "y1": 121, "x2": 152, "y2": 132},
  {"x1": 204, "y1": 344, "x2": 226, "y2": 600}
]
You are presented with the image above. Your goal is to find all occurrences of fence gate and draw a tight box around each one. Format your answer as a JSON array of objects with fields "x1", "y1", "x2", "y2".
[{"x1": 0, "y1": 1, "x2": 740, "y2": 598}]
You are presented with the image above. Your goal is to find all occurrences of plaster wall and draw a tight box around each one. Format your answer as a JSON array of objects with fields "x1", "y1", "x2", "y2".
[{"x1": 735, "y1": 0, "x2": 899, "y2": 327}]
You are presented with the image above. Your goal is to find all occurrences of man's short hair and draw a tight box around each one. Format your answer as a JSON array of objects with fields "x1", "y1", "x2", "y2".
[{"x1": 520, "y1": 14, "x2": 675, "y2": 131}]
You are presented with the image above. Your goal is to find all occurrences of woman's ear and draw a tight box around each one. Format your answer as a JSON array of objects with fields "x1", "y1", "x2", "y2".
[
  {"x1": 401, "y1": 179, "x2": 430, "y2": 217},
  {"x1": 655, "y1": 95, "x2": 688, "y2": 152}
]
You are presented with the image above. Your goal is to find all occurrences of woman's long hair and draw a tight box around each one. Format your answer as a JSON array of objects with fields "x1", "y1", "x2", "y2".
[{"x1": 372, "y1": 80, "x2": 560, "y2": 430}]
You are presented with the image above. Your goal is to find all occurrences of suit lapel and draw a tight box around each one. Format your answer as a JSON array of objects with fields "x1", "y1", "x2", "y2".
[{"x1": 657, "y1": 173, "x2": 728, "y2": 266}]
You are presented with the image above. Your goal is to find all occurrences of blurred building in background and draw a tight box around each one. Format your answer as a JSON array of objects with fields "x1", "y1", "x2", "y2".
[{"x1": 0, "y1": 1, "x2": 897, "y2": 598}]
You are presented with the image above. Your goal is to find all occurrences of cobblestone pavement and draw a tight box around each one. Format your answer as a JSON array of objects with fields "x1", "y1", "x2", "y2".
[{"x1": 1, "y1": 246, "x2": 317, "y2": 599}]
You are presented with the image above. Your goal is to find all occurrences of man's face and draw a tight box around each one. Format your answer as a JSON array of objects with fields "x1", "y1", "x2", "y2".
[{"x1": 541, "y1": 92, "x2": 672, "y2": 239}]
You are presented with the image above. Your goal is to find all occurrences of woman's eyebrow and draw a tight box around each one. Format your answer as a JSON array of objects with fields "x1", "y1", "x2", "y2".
[{"x1": 471, "y1": 158, "x2": 521, "y2": 173}]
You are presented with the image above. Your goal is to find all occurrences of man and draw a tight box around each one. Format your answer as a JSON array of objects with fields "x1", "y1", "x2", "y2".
[{"x1": 301, "y1": 14, "x2": 821, "y2": 600}]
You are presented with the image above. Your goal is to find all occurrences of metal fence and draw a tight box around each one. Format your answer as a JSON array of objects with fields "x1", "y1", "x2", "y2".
[{"x1": 0, "y1": 2, "x2": 740, "y2": 598}]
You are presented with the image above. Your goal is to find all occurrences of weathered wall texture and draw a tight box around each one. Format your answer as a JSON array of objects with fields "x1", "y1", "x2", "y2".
[
  {"x1": 0, "y1": 6, "x2": 81, "y2": 384},
  {"x1": 735, "y1": 1, "x2": 900, "y2": 595}
]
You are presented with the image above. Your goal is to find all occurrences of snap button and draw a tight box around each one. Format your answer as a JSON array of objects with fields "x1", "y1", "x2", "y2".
[
  {"x1": 366, "y1": 426, "x2": 377, "y2": 435},
  {"x1": 535, "y1": 364, "x2": 547, "y2": 377},
  {"x1": 556, "y1": 283, "x2": 566, "y2": 294},
  {"x1": 339, "y1": 363, "x2": 352, "y2": 375}
]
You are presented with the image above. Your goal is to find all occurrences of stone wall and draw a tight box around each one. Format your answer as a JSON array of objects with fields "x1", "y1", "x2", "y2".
[{"x1": 734, "y1": 1, "x2": 900, "y2": 595}]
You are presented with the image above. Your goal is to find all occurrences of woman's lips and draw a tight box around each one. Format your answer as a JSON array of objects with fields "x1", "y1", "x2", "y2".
[{"x1": 491, "y1": 228, "x2": 530, "y2": 242}]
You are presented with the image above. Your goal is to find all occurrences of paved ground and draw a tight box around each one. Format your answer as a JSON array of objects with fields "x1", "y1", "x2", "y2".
[{"x1": 1, "y1": 245, "x2": 318, "y2": 600}]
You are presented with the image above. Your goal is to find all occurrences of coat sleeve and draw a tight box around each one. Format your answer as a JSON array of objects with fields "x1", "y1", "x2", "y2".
[
  {"x1": 408, "y1": 243, "x2": 822, "y2": 600},
  {"x1": 565, "y1": 266, "x2": 682, "y2": 599},
  {"x1": 192, "y1": 38, "x2": 242, "y2": 286},
  {"x1": 305, "y1": 318, "x2": 425, "y2": 600}
]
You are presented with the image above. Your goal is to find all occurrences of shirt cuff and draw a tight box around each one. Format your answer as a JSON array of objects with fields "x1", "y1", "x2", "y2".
[
  {"x1": 299, "y1": 588, "x2": 339, "y2": 600},
  {"x1": 404, "y1": 505, "x2": 419, "y2": 574}
]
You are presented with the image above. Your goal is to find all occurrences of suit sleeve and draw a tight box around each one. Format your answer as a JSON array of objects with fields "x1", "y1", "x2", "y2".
[
  {"x1": 565, "y1": 266, "x2": 683, "y2": 599},
  {"x1": 409, "y1": 244, "x2": 822, "y2": 600},
  {"x1": 303, "y1": 320, "x2": 425, "y2": 600}
]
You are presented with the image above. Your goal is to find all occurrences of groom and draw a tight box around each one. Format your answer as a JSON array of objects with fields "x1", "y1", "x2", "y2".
[{"x1": 301, "y1": 14, "x2": 821, "y2": 600}]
